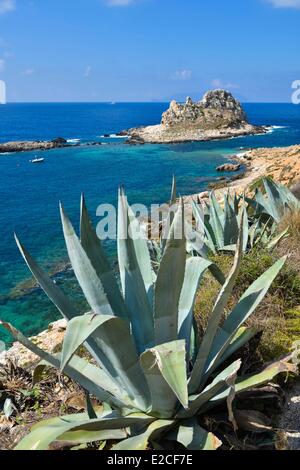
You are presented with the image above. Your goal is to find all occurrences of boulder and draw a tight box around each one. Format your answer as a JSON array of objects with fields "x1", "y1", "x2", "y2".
[{"x1": 216, "y1": 163, "x2": 241, "y2": 172}]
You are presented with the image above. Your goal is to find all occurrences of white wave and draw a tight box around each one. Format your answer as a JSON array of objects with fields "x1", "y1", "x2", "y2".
[
  {"x1": 266, "y1": 125, "x2": 288, "y2": 134},
  {"x1": 67, "y1": 138, "x2": 81, "y2": 143},
  {"x1": 99, "y1": 134, "x2": 127, "y2": 139},
  {"x1": 236, "y1": 151, "x2": 249, "y2": 158}
]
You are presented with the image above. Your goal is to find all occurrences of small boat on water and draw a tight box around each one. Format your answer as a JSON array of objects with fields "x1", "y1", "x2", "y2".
[{"x1": 30, "y1": 157, "x2": 45, "y2": 164}]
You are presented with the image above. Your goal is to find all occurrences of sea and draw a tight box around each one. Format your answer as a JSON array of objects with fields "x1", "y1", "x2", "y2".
[{"x1": 0, "y1": 102, "x2": 300, "y2": 345}]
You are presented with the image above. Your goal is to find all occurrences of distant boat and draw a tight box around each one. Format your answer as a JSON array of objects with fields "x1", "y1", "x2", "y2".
[{"x1": 30, "y1": 157, "x2": 45, "y2": 164}]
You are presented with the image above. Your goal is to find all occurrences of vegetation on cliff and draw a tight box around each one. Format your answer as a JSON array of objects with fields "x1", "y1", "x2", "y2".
[{"x1": 1, "y1": 176, "x2": 300, "y2": 451}]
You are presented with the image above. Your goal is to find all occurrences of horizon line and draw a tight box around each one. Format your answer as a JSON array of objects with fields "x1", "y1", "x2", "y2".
[{"x1": 1, "y1": 100, "x2": 295, "y2": 105}]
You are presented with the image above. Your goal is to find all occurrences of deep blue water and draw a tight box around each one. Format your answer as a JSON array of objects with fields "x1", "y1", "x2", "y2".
[{"x1": 0, "y1": 102, "x2": 299, "y2": 344}]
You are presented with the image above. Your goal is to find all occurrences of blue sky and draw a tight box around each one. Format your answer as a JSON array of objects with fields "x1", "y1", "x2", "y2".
[{"x1": 0, "y1": 0, "x2": 299, "y2": 102}]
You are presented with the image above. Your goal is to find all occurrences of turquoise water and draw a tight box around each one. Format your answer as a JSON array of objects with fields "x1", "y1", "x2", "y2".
[{"x1": 0, "y1": 102, "x2": 299, "y2": 344}]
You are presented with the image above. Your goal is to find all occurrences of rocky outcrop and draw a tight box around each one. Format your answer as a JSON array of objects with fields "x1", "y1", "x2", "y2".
[
  {"x1": 0, "y1": 319, "x2": 66, "y2": 368},
  {"x1": 0, "y1": 138, "x2": 69, "y2": 154},
  {"x1": 217, "y1": 163, "x2": 241, "y2": 172},
  {"x1": 126, "y1": 90, "x2": 267, "y2": 144}
]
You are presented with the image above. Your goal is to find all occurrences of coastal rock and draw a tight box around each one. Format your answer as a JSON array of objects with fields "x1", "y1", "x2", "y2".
[
  {"x1": 125, "y1": 89, "x2": 267, "y2": 144},
  {"x1": 217, "y1": 163, "x2": 241, "y2": 172},
  {"x1": 0, "y1": 139, "x2": 70, "y2": 154},
  {"x1": 0, "y1": 319, "x2": 67, "y2": 368},
  {"x1": 51, "y1": 137, "x2": 67, "y2": 145},
  {"x1": 198, "y1": 191, "x2": 209, "y2": 199}
]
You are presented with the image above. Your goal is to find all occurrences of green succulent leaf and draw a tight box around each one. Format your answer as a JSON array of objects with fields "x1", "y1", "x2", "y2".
[
  {"x1": 80, "y1": 194, "x2": 129, "y2": 319},
  {"x1": 15, "y1": 413, "x2": 155, "y2": 451},
  {"x1": 140, "y1": 340, "x2": 188, "y2": 416},
  {"x1": 14, "y1": 235, "x2": 78, "y2": 321},
  {"x1": 0, "y1": 321, "x2": 129, "y2": 407},
  {"x1": 168, "y1": 418, "x2": 222, "y2": 450},
  {"x1": 111, "y1": 419, "x2": 174, "y2": 450},
  {"x1": 60, "y1": 314, "x2": 150, "y2": 411},
  {"x1": 154, "y1": 202, "x2": 186, "y2": 345},
  {"x1": 205, "y1": 256, "x2": 287, "y2": 377},
  {"x1": 189, "y1": 220, "x2": 244, "y2": 393},
  {"x1": 206, "y1": 357, "x2": 297, "y2": 408},
  {"x1": 178, "y1": 257, "x2": 212, "y2": 358},
  {"x1": 180, "y1": 360, "x2": 242, "y2": 418},
  {"x1": 117, "y1": 187, "x2": 154, "y2": 352},
  {"x1": 60, "y1": 204, "x2": 115, "y2": 317}
]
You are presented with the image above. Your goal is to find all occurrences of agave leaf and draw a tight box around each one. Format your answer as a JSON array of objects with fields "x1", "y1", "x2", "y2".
[
  {"x1": 206, "y1": 357, "x2": 297, "y2": 407},
  {"x1": 58, "y1": 428, "x2": 127, "y2": 445},
  {"x1": 14, "y1": 236, "x2": 120, "y2": 367},
  {"x1": 60, "y1": 314, "x2": 150, "y2": 411},
  {"x1": 14, "y1": 235, "x2": 78, "y2": 321},
  {"x1": 127, "y1": 202, "x2": 155, "y2": 303},
  {"x1": 179, "y1": 360, "x2": 242, "y2": 419},
  {"x1": 60, "y1": 314, "x2": 113, "y2": 371},
  {"x1": 210, "y1": 191, "x2": 224, "y2": 223},
  {"x1": 189, "y1": 220, "x2": 244, "y2": 393},
  {"x1": 60, "y1": 204, "x2": 115, "y2": 317},
  {"x1": 168, "y1": 418, "x2": 222, "y2": 450},
  {"x1": 178, "y1": 257, "x2": 212, "y2": 358},
  {"x1": 80, "y1": 195, "x2": 128, "y2": 319},
  {"x1": 192, "y1": 200, "x2": 216, "y2": 254},
  {"x1": 205, "y1": 256, "x2": 287, "y2": 377},
  {"x1": 154, "y1": 202, "x2": 186, "y2": 345},
  {"x1": 267, "y1": 227, "x2": 289, "y2": 251},
  {"x1": 16, "y1": 413, "x2": 155, "y2": 451},
  {"x1": 234, "y1": 410, "x2": 272, "y2": 433},
  {"x1": 275, "y1": 179, "x2": 300, "y2": 209},
  {"x1": 215, "y1": 326, "x2": 257, "y2": 368},
  {"x1": 208, "y1": 264, "x2": 226, "y2": 285},
  {"x1": 170, "y1": 175, "x2": 177, "y2": 206},
  {"x1": 263, "y1": 178, "x2": 283, "y2": 222},
  {"x1": 111, "y1": 419, "x2": 174, "y2": 450},
  {"x1": 209, "y1": 192, "x2": 225, "y2": 249},
  {"x1": 118, "y1": 187, "x2": 154, "y2": 352},
  {"x1": 224, "y1": 195, "x2": 239, "y2": 246},
  {"x1": 0, "y1": 321, "x2": 127, "y2": 407},
  {"x1": 240, "y1": 203, "x2": 249, "y2": 252},
  {"x1": 161, "y1": 176, "x2": 178, "y2": 255},
  {"x1": 140, "y1": 340, "x2": 188, "y2": 416}
]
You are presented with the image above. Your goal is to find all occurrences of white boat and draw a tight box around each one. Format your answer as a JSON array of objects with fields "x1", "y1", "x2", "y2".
[{"x1": 30, "y1": 157, "x2": 45, "y2": 164}]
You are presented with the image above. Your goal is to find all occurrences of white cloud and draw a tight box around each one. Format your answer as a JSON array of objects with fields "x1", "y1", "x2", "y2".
[
  {"x1": 106, "y1": 0, "x2": 136, "y2": 6},
  {"x1": 211, "y1": 78, "x2": 240, "y2": 90},
  {"x1": 266, "y1": 0, "x2": 300, "y2": 8},
  {"x1": 0, "y1": 58, "x2": 5, "y2": 71},
  {"x1": 23, "y1": 68, "x2": 34, "y2": 76},
  {"x1": 171, "y1": 69, "x2": 192, "y2": 81},
  {"x1": 84, "y1": 66, "x2": 92, "y2": 77},
  {"x1": 0, "y1": 0, "x2": 16, "y2": 15}
]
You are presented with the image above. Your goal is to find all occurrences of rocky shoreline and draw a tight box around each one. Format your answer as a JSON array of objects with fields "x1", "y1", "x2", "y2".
[
  {"x1": 0, "y1": 138, "x2": 70, "y2": 154},
  {"x1": 2, "y1": 143, "x2": 300, "y2": 362},
  {"x1": 0, "y1": 138, "x2": 105, "y2": 154},
  {"x1": 125, "y1": 90, "x2": 268, "y2": 144}
]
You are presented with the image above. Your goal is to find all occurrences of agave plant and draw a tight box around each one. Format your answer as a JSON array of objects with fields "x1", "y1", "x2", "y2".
[
  {"x1": 188, "y1": 185, "x2": 289, "y2": 257},
  {"x1": 0, "y1": 189, "x2": 296, "y2": 451},
  {"x1": 246, "y1": 177, "x2": 300, "y2": 224},
  {"x1": 150, "y1": 178, "x2": 288, "y2": 261}
]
